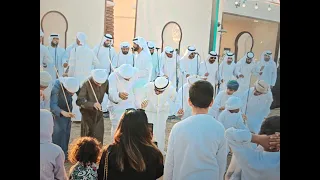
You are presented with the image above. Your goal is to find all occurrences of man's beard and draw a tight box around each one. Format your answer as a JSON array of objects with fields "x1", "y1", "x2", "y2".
[
  {"x1": 133, "y1": 46, "x2": 139, "y2": 51},
  {"x1": 122, "y1": 51, "x2": 129, "y2": 55},
  {"x1": 151, "y1": 52, "x2": 154, "y2": 55},
  {"x1": 264, "y1": 58, "x2": 270, "y2": 61},
  {"x1": 51, "y1": 42, "x2": 58, "y2": 47},
  {"x1": 227, "y1": 61, "x2": 232, "y2": 65},
  {"x1": 246, "y1": 60, "x2": 252, "y2": 64},
  {"x1": 103, "y1": 42, "x2": 110, "y2": 48},
  {"x1": 209, "y1": 60, "x2": 215, "y2": 64}
]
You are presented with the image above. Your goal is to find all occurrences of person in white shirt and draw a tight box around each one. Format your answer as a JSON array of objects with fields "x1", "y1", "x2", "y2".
[
  {"x1": 219, "y1": 52, "x2": 242, "y2": 92},
  {"x1": 234, "y1": 51, "x2": 260, "y2": 96},
  {"x1": 218, "y1": 96, "x2": 247, "y2": 130},
  {"x1": 179, "y1": 46, "x2": 200, "y2": 88},
  {"x1": 164, "y1": 80, "x2": 227, "y2": 180},
  {"x1": 107, "y1": 64, "x2": 140, "y2": 137},
  {"x1": 113, "y1": 42, "x2": 134, "y2": 68},
  {"x1": 212, "y1": 80, "x2": 239, "y2": 119},
  {"x1": 225, "y1": 116, "x2": 280, "y2": 180},
  {"x1": 45, "y1": 33, "x2": 67, "y2": 80},
  {"x1": 199, "y1": 51, "x2": 221, "y2": 89},
  {"x1": 40, "y1": 71, "x2": 53, "y2": 110},
  {"x1": 175, "y1": 75, "x2": 204, "y2": 120},
  {"x1": 67, "y1": 32, "x2": 100, "y2": 121},
  {"x1": 139, "y1": 76, "x2": 177, "y2": 154},
  {"x1": 147, "y1": 41, "x2": 161, "y2": 81},
  {"x1": 40, "y1": 30, "x2": 53, "y2": 70},
  {"x1": 241, "y1": 80, "x2": 273, "y2": 134},
  {"x1": 258, "y1": 50, "x2": 277, "y2": 88}
]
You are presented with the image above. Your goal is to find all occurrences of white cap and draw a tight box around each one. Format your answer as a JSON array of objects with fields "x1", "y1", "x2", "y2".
[
  {"x1": 115, "y1": 64, "x2": 137, "y2": 79},
  {"x1": 165, "y1": 46, "x2": 174, "y2": 54},
  {"x1": 120, "y1": 42, "x2": 130, "y2": 48},
  {"x1": 76, "y1": 32, "x2": 87, "y2": 45},
  {"x1": 187, "y1": 75, "x2": 202, "y2": 85},
  {"x1": 91, "y1": 69, "x2": 108, "y2": 84},
  {"x1": 147, "y1": 41, "x2": 155, "y2": 49},
  {"x1": 154, "y1": 76, "x2": 169, "y2": 90},
  {"x1": 60, "y1": 77, "x2": 80, "y2": 93},
  {"x1": 254, "y1": 80, "x2": 269, "y2": 94},
  {"x1": 225, "y1": 96, "x2": 242, "y2": 110},
  {"x1": 40, "y1": 71, "x2": 52, "y2": 86}
]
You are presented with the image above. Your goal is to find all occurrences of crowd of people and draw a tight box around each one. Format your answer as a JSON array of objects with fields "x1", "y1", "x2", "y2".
[{"x1": 40, "y1": 30, "x2": 280, "y2": 180}]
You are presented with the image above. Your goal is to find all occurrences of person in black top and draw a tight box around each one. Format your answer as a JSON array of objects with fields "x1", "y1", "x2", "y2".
[{"x1": 97, "y1": 108, "x2": 164, "y2": 180}]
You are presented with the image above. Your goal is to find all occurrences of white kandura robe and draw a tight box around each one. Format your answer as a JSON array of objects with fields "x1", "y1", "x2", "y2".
[
  {"x1": 258, "y1": 60, "x2": 277, "y2": 87},
  {"x1": 225, "y1": 128, "x2": 280, "y2": 180},
  {"x1": 199, "y1": 59, "x2": 220, "y2": 87},
  {"x1": 179, "y1": 57, "x2": 200, "y2": 88},
  {"x1": 113, "y1": 51, "x2": 134, "y2": 68},
  {"x1": 150, "y1": 52, "x2": 161, "y2": 81},
  {"x1": 92, "y1": 45, "x2": 116, "y2": 112},
  {"x1": 140, "y1": 82, "x2": 176, "y2": 154},
  {"x1": 235, "y1": 58, "x2": 260, "y2": 96},
  {"x1": 134, "y1": 50, "x2": 153, "y2": 84},
  {"x1": 219, "y1": 61, "x2": 240, "y2": 92},
  {"x1": 175, "y1": 83, "x2": 191, "y2": 120},
  {"x1": 164, "y1": 114, "x2": 227, "y2": 180},
  {"x1": 107, "y1": 72, "x2": 140, "y2": 137},
  {"x1": 40, "y1": 44, "x2": 53, "y2": 68},
  {"x1": 68, "y1": 46, "x2": 100, "y2": 121},
  {"x1": 45, "y1": 46, "x2": 66, "y2": 80},
  {"x1": 212, "y1": 90, "x2": 239, "y2": 119},
  {"x1": 241, "y1": 87, "x2": 273, "y2": 134}
]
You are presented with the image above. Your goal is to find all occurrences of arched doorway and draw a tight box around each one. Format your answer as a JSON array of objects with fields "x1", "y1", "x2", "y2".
[
  {"x1": 234, "y1": 31, "x2": 254, "y2": 62},
  {"x1": 41, "y1": 11, "x2": 68, "y2": 48},
  {"x1": 161, "y1": 21, "x2": 182, "y2": 53}
]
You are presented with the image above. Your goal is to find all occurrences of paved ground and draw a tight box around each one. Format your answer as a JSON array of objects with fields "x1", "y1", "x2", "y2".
[{"x1": 64, "y1": 108, "x2": 280, "y2": 176}]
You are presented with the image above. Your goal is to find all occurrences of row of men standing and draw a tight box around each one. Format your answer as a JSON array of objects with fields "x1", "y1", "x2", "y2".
[{"x1": 40, "y1": 30, "x2": 278, "y2": 155}]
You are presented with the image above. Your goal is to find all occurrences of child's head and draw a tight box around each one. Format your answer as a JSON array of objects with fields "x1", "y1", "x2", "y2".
[
  {"x1": 68, "y1": 137, "x2": 102, "y2": 165},
  {"x1": 259, "y1": 116, "x2": 280, "y2": 152}
]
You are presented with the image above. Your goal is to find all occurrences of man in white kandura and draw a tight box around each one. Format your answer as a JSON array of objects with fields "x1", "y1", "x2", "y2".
[
  {"x1": 40, "y1": 30, "x2": 53, "y2": 71},
  {"x1": 212, "y1": 80, "x2": 239, "y2": 119},
  {"x1": 175, "y1": 75, "x2": 203, "y2": 120},
  {"x1": 67, "y1": 32, "x2": 100, "y2": 121},
  {"x1": 63, "y1": 32, "x2": 90, "y2": 66},
  {"x1": 160, "y1": 46, "x2": 179, "y2": 118},
  {"x1": 40, "y1": 71, "x2": 53, "y2": 110},
  {"x1": 219, "y1": 52, "x2": 242, "y2": 92},
  {"x1": 148, "y1": 41, "x2": 161, "y2": 81},
  {"x1": 140, "y1": 76, "x2": 176, "y2": 154},
  {"x1": 234, "y1": 51, "x2": 260, "y2": 96},
  {"x1": 241, "y1": 80, "x2": 273, "y2": 134},
  {"x1": 93, "y1": 34, "x2": 116, "y2": 113},
  {"x1": 113, "y1": 42, "x2": 134, "y2": 68},
  {"x1": 107, "y1": 64, "x2": 140, "y2": 137},
  {"x1": 258, "y1": 50, "x2": 277, "y2": 88},
  {"x1": 45, "y1": 33, "x2": 66, "y2": 80},
  {"x1": 179, "y1": 46, "x2": 200, "y2": 88},
  {"x1": 199, "y1": 51, "x2": 221, "y2": 90},
  {"x1": 132, "y1": 37, "x2": 153, "y2": 84},
  {"x1": 164, "y1": 80, "x2": 227, "y2": 180}
]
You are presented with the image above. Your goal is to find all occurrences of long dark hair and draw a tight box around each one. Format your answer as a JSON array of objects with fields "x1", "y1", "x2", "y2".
[{"x1": 112, "y1": 108, "x2": 163, "y2": 172}]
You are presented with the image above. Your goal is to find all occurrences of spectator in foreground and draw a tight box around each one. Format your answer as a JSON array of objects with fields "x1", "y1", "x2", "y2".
[
  {"x1": 97, "y1": 108, "x2": 164, "y2": 180},
  {"x1": 225, "y1": 115, "x2": 280, "y2": 180},
  {"x1": 164, "y1": 80, "x2": 227, "y2": 180},
  {"x1": 40, "y1": 109, "x2": 67, "y2": 180},
  {"x1": 68, "y1": 137, "x2": 102, "y2": 180}
]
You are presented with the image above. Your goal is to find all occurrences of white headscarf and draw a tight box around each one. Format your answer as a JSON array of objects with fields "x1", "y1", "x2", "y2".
[
  {"x1": 182, "y1": 46, "x2": 196, "y2": 59},
  {"x1": 254, "y1": 80, "x2": 269, "y2": 94},
  {"x1": 59, "y1": 77, "x2": 80, "y2": 93},
  {"x1": 237, "y1": 51, "x2": 254, "y2": 65},
  {"x1": 154, "y1": 76, "x2": 170, "y2": 90},
  {"x1": 115, "y1": 64, "x2": 138, "y2": 79},
  {"x1": 260, "y1": 50, "x2": 273, "y2": 64},
  {"x1": 133, "y1": 37, "x2": 151, "y2": 57},
  {"x1": 120, "y1": 42, "x2": 130, "y2": 49},
  {"x1": 76, "y1": 32, "x2": 87, "y2": 46},
  {"x1": 91, "y1": 69, "x2": 108, "y2": 83},
  {"x1": 225, "y1": 96, "x2": 242, "y2": 110},
  {"x1": 222, "y1": 52, "x2": 235, "y2": 65},
  {"x1": 48, "y1": 33, "x2": 60, "y2": 43},
  {"x1": 147, "y1": 41, "x2": 155, "y2": 49}
]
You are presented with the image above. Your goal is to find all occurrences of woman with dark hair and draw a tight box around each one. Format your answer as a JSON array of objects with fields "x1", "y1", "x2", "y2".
[
  {"x1": 97, "y1": 108, "x2": 164, "y2": 180},
  {"x1": 68, "y1": 137, "x2": 102, "y2": 180}
]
